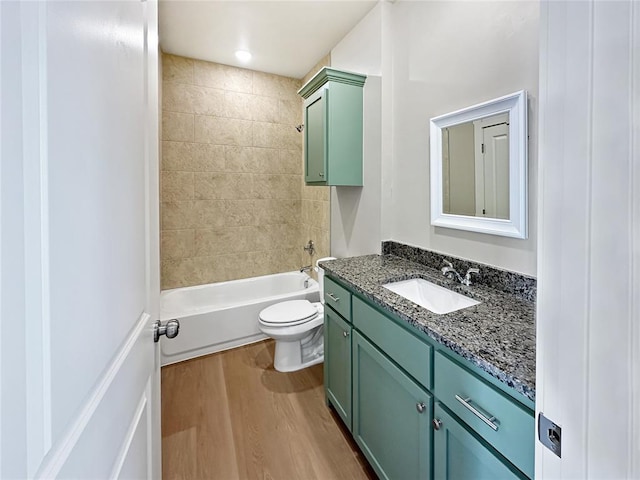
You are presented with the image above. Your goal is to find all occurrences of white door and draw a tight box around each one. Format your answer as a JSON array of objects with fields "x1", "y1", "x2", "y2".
[
  {"x1": 537, "y1": 1, "x2": 640, "y2": 478},
  {"x1": 481, "y1": 123, "x2": 509, "y2": 219},
  {"x1": 1, "y1": 1, "x2": 162, "y2": 478},
  {"x1": 473, "y1": 114, "x2": 509, "y2": 219}
]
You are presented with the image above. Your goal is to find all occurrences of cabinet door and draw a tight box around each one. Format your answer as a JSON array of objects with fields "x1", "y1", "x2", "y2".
[
  {"x1": 324, "y1": 307, "x2": 352, "y2": 429},
  {"x1": 304, "y1": 88, "x2": 327, "y2": 184},
  {"x1": 433, "y1": 403, "x2": 527, "y2": 480},
  {"x1": 352, "y1": 331, "x2": 432, "y2": 480}
]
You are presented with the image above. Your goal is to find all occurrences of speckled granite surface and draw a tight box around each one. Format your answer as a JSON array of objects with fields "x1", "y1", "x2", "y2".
[
  {"x1": 382, "y1": 241, "x2": 537, "y2": 302},
  {"x1": 319, "y1": 255, "x2": 536, "y2": 403}
]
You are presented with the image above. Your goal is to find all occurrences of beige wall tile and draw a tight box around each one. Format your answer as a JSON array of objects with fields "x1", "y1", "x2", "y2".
[
  {"x1": 161, "y1": 230, "x2": 195, "y2": 260},
  {"x1": 224, "y1": 146, "x2": 258, "y2": 172},
  {"x1": 163, "y1": 142, "x2": 226, "y2": 172},
  {"x1": 193, "y1": 200, "x2": 226, "y2": 228},
  {"x1": 252, "y1": 147, "x2": 280, "y2": 174},
  {"x1": 163, "y1": 83, "x2": 225, "y2": 116},
  {"x1": 162, "y1": 141, "x2": 193, "y2": 171},
  {"x1": 161, "y1": 201, "x2": 196, "y2": 230},
  {"x1": 252, "y1": 71, "x2": 300, "y2": 101},
  {"x1": 163, "y1": 112, "x2": 194, "y2": 142},
  {"x1": 252, "y1": 96, "x2": 279, "y2": 123},
  {"x1": 224, "y1": 91, "x2": 254, "y2": 121},
  {"x1": 252, "y1": 71, "x2": 281, "y2": 98},
  {"x1": 161, "y1": 55, "x2": 321, "y2": 289},
  {"x1": 223, "y1": 199, "x2": 258, "y2": 227},
  {"x1": 191, "y1": 143, "x2": 226, "y2": 171},
  {"x1": 278, "y1": 99, "x2": 302, "y2": 126},
  {"x1": 278, "y1": 123, "x2": 301, "y2": 150},
  {"x1": 195, "y1": 227, "x2": 258, "y2": 256},
  {"x1": 252, "y1": 122, "x2": 280, "y2": 148},
  {"x1": 161, "y1": 171, "x2": 194, "y2": 201},
  {"x1": 162, "y1": 53, "x2": 194, "y2": 84},
  {"x1": 193, "y1": 61, "x2": 225, "y2": 89},
  {"x1": 194, "y1": 172, "x2": 253, "y2": 200},
  {"x1": 278, "y1": 149, "x2": 302, "y2": 175},
  {"x1": 195, "y1": 116, "x2": 253, "y2": 146},
  {"x1": 223, "y1": 65, "x2": 253, "y2": 94},
  {"x1": 253, "y1": 174, "x2": 301, "y2": 200}
]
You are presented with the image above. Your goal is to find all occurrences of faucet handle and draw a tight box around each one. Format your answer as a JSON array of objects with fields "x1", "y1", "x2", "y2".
[{"x1": 463, "y1": 268, "x2": 480, "y2": 286}]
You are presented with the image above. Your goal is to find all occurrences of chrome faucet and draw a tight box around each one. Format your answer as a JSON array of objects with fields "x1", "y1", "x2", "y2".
[
  {"x1": 300, "y1": 265, "x2": 313, "y2": 273},
  {"x1": 442, "y1": 260, "x2": 480, "y2": 286}
]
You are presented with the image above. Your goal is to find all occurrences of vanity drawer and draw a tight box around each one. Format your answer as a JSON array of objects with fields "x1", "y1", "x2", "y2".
[
  {"x1": 434, "y1": 351, "x2": 534, "y2": 478},
  {"x1": 324, "y1": 277, "x2": 352, "y2": 322},
  {"x1": 353, "y1": 296, "x2": 432, "y2": 389}
]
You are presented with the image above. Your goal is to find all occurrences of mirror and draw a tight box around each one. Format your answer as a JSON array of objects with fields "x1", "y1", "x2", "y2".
[{"x1": 430, "y1": 90, "x2": 527, "y2": 238}]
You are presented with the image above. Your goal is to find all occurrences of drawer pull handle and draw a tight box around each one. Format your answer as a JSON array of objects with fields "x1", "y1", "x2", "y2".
[
  {"x1": 343, "y1": 330, "x2": 350, "y2": 338},
  {"x1": 327, "y1": 293, "x2": 340, "y2": 302},
  {"x1": 416, "y1": 402, "x2": 426, "y2": 414},
  {"x1": 455, "y1": 395, "x2": 499, "y2": 431}
]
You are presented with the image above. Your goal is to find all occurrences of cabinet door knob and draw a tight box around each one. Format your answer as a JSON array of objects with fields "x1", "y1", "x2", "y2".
[
  {"x1": 432, "y1": 418, "x2": 443, "y2": 430},
  {"x1": 343, "y1": 330, "x2": 350, "y2": 338},
  {"x1": 416, "y1": 402, "x2": 426, "y2": 414},
  {"x1": 319, "y1": 172, "x2": 324, "y2": 177}
]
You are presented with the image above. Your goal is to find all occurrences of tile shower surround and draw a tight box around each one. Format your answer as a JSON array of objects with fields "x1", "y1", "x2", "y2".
[
  {"x1": 160, "y1": 54, "x2": 330, "y2": 289},
  {"x1": 382, "y1": 241, "x2": 536, "y2": 302}
]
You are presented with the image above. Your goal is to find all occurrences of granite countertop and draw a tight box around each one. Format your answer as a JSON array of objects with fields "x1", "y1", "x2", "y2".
[{"x1": 319, "y1": 255, "x2": 536, "y2": 403}]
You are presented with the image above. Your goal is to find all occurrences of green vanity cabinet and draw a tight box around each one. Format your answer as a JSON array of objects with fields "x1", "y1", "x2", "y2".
[
  {"x1": 324, "y1": 307, "x2": 352, "y2": 430},
  {"x1": 323, "y1": 275, "x2": 534, "y2": 480},
  {"x1": 433, "y1": 404, "x2": 527, "y2": 480},
  {"x1": 298, "y1": 67, "x2": 366, "y2": 186},
  {"x1": 352, "y1": 331, "x2": 432, "y2": 480}
]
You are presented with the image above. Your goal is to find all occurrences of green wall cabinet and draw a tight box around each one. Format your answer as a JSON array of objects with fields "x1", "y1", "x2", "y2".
[
  {"x1": 324, "y1": 306, "x2": 352, "y2": 430},
  {"x1": 352, "y1": 331, "x2": 432, "y2": 480},
  {"x1": 298, "y1": 68, "x2": 366, "y2": 186},
  {"x1": 323, "y1": 275, "x2": 535, "y2": 480},
  {"x1": 433, "y1": 403, "x2": 527, "y2": 480}
]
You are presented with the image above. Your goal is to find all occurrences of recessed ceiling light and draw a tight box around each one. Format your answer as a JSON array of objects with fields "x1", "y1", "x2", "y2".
[{"x1": 235, "y1": 50, "x2": 252, "y2": 63}]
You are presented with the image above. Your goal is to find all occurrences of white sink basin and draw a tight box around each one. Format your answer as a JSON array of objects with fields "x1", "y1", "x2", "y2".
[{"x1": 382, "y1": 278, "x2": 480, "y2": 314}]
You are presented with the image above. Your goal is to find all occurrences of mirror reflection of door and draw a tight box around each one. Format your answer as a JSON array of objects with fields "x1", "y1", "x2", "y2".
[{"x1": 441, "y1": 113, "x2": 509, "y2": 220}]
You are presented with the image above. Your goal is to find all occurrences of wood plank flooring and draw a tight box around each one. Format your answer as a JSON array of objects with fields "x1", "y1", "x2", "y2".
[{"x1": 161, "y1": 340, "x2": 376, "y2": 480}]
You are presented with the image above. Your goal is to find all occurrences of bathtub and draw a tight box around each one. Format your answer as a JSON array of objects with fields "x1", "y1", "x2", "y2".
[{"x1": 160, "y1": 271, "x2": 320, "y2": 365}]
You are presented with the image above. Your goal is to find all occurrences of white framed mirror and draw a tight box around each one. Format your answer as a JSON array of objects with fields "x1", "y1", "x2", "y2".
[{"x1": 430, "y1": 90, "x2": 528, "y2": 239}]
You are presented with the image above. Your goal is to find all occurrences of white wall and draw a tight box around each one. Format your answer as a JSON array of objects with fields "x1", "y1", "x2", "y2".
[
  {"x1": 330, "y1": 1, "x2": 539, "y2": 274},
  {"x1": 390, "y1": 1, "x2": 539, "y2": 275},
  {"x1": 330, "y1": 2, "x2": 389, "y2": 257}
]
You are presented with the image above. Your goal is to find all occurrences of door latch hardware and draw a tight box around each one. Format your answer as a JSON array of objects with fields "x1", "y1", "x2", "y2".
[
  {"x1": 538, "y1": 412, "x2": 561, "y2": 457},
  {"x1": 153, "y1": 319, "x2": 180, "y2": 343}
]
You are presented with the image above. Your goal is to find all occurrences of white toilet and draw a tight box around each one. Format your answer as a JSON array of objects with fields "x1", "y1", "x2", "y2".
[{"x1": 258, "y1": 257, "x2": 336, "y2": 372}]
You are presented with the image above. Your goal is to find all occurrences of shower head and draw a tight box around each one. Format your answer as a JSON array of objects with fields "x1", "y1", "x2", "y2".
[{"x1": 295, "y1": 124, "x2": 304, "y2": 133}]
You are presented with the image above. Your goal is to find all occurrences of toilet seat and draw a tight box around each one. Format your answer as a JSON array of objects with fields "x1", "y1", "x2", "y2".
[{"x1": 259, "y1": 300, "x2": 320, "y2": 327}]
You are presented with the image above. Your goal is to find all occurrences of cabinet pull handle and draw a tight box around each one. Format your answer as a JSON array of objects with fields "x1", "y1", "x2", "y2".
[
  {"x1": 432, "y1": 418, "x2": 442, "y2": 430},
  {"x1": 343, "y1": 330, "x2": 349, "y2": 338},
  {"x1": 455, "y1": 395, "x2": 499, "y2": 431},
  {"x1": 327, "y1": 293, "x2": 340, "y2": 302},
  {"x1": 319, "y1": 172, "x2": 324, "y2": 177},
  {"x1": 416, "y1": 402, "x2": 426, "y2": 414}
]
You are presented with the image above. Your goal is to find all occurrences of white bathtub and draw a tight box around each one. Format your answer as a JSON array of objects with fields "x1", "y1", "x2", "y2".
[{"x1": 160, "y1": 271, "x2": 320, "y2": 365}]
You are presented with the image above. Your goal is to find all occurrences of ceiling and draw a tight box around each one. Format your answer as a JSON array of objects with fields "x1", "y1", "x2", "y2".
[{"x1": 159, "y1": 1, "x2": 378, "y2": 79}]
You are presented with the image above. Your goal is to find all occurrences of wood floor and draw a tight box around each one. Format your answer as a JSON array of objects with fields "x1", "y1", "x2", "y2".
[{"x1": 161, "y1": 340, "x2": 376, "y2": 480}]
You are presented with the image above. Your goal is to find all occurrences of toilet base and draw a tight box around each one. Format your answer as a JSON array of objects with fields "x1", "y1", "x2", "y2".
[{"x1": 272, "y1": 326, "x2": 324, "y2": 372}]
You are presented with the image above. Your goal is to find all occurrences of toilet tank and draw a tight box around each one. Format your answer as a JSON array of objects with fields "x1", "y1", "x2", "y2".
[{"x1": 316, "y1": 257, "x2": 337, "y2": 303}]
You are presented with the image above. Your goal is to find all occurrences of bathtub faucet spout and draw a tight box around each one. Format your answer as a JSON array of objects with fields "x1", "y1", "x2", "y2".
[{"x1": 300, "y1": 265, "x2": 313, "y2": 273}]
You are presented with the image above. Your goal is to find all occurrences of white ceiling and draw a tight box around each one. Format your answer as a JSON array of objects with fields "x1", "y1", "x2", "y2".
[{"x1": 159, "y1": 1, "x2": 378, "y2": 79}]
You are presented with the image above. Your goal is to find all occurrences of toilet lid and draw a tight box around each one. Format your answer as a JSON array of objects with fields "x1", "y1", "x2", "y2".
[{"x1": 259, "y1": 300, "x2": 318, "y2": 326}]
